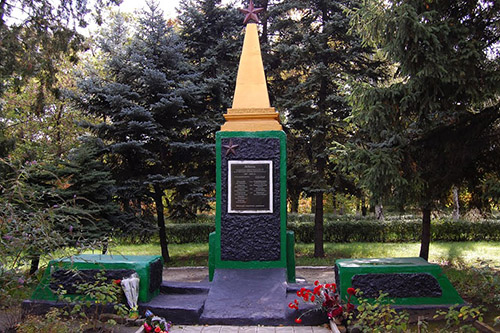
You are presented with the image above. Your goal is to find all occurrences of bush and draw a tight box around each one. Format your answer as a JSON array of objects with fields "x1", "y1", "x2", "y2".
[
  {"x1": 166, "y1": 213, "x2": 214, "y2": 224},
  {"x1": 165, "y1": 223, "x2": 215, "y2": 243},
  {"x1": 162, "y1": 216, "x2": 500, "y2": 244}
]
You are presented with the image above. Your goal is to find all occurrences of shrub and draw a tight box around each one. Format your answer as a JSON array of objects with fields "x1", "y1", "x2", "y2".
[
  {"x1": 160, "y1": 216, "x2": 500, "y2": 244},
  {"x1": 444, "y1": 260, "x2": 500, "y2": 309},
  {"x1": 16, "y1": 308, "x2": 80, "y2": 333},
  {"x1": 165, "y1": 223, "x2": 215, "y2": 243}
]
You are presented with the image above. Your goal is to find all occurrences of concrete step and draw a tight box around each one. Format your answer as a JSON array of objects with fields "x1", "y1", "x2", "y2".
[
  {"x1": 200, "y1": 268, "x2": 288, "y2": 325},
  {"x1": 139, "y1": 293, "x2": 207, "y2": 325},
  {"x1": 160, "y1": 281, "x2": 211, "y2": 295}
]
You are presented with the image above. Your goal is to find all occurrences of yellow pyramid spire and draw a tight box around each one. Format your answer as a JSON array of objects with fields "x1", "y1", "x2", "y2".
[{"x1": 220, "y1": 23, "x2": 282, "y2": 131}]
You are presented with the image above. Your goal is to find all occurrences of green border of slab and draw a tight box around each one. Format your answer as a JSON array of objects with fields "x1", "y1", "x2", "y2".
[
  {"x1": 209, "y1": 131, "x2": 294, "y2": 280},
  {"x1": 31, "y1": 254, "x2": 162, "y2": 303},
  {"x1": 336, "y1": 257, "x2": 464, "y2": 306}
]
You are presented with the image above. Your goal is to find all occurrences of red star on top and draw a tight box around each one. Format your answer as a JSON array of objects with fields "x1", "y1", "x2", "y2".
[{"x1": 239, "y1": 0, "x2": 264, "y2": 25}]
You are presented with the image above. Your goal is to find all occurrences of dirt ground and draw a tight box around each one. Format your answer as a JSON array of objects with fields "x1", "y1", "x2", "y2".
[{"x1": 162, "y1": 266, "x2": 335, "y2": 284}]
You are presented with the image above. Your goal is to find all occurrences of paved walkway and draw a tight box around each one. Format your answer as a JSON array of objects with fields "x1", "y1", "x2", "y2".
[{"x1": 168, "y1": 326, "x2": 330, "y2": 332}]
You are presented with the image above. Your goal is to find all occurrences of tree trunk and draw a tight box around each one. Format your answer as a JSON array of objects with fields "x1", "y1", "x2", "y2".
[
  {"x1": 310, "y1": 195, "x2": 316, "y2": 214},
  {"x1": 452, "y1": 186, "x2": 460, "y2": 220},
  {"x1": 314, "y1": 191, "x2": 324, "y2": 257},
  {"x1": 419, "y1": 206, "x2": 431, "y2": 261},
  {"x1": 290, "y1": 194, "x2": 299, "y2": 213},
  {"x1": 29, "y1": 256, "x2": 40, "y2": 275},
  {"x1": 258, "y1": 0, "x2": 269, "y2": 44},
  {"x1": 154, "y1": 185, "x2": 170, "y2": 263},
  {"x1": 102, "y1": 240, "x2": 108, "y2": 255},
  {"x1": 361, "y1": 195, "x2": 367, "y2": 216},
  {"x1": 0, "y1": 0, "x2": 6, "y2": 27},
  {"x1": 332, "y1": 194, "x2": 337, "y2": 215},
  {"x1": 375, "y1": 204, "x2": 384, "y2": 221}
]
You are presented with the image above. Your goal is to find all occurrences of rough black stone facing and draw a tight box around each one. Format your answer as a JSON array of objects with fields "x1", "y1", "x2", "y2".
[
  {"x1": 49, "y1": 269, "x2": 136, "y2": 294},
  {"x1": 149, "y1": 259, "x2": 163, "y2": 293},
  {"x1": 220, "y1": 137, "x2": 281, "y2": 262},
  {"x1": 352, "y1": 273, "x2": 443, "y2": 298}
]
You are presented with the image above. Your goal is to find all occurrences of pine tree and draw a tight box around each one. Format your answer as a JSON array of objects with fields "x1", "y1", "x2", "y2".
[
  {"x1": 349, "y1": 0, "x2": 500, "y2": 260},
  {"x1": 269, "y1": 0, "x2": 387, "y2": 256}
]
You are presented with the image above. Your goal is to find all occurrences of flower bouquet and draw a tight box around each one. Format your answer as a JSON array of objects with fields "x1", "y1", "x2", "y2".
[
  {"x1": 290, "y1": 281, "x2": 357, "y2": 325},
  {"x1": 143, "y1": 310, "x2": 172, "y2": 333}
]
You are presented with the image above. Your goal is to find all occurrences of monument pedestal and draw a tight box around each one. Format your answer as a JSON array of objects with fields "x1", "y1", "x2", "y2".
[{"x1": 208, "y1": 131, "x2": 295, "y2": 282}]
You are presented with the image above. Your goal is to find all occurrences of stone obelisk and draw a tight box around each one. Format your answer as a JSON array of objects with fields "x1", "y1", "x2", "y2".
[{"x1": 208, "y1": 0, "x2": 295, "y2": 283}]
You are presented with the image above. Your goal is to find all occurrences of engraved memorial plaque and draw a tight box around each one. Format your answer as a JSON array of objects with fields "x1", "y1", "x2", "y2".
[{"x1": 228, "y1": 160, "x2": 273, "y2": 213}]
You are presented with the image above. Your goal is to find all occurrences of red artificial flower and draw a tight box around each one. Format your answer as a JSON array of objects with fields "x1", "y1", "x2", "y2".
[
  {"x1": 322, "y1": 292, "x2": 335, "y2": 309},
  {"x1": 313, "y1": 285, "x2": 322, "y2": 295},
  {"x1": 314, "y1": 280, "x2": 319, "y2": 286},
  {"x1": 347, "y1": 303, "x2": 355, "y2": 312},
  {"x1": 311, "y1": 295, "x2": 315, "y2": 302},
  {"x1": 295, "y1": 318, "x2": 302, "y2": 324},
  {"x1": 144, "y1": 323, "x2": 152, "y2": 333},
  {"x1": 347, "y1": 287, "x2": 356, "y2": 296},
  {"x1": 113, "y1": 279, "x2": 121, "y2": 285},
  {"x1": 328, "y1": 306, "x2": 343, "y2": 319},
  {"x1": 155, "y1": 326, "x2": 161, "y2": 333}
]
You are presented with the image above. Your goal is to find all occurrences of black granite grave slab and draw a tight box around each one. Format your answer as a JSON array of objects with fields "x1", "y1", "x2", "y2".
[{"x1": 200, "y1": 268, "x2": 287, "y2": 325}]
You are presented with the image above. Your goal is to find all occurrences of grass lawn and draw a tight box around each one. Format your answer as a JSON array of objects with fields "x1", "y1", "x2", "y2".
[{"x1": 98, "y1": 241, "x2": 500, "y2": 267}]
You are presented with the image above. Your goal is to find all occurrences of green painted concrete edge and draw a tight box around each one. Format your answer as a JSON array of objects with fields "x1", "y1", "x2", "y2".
[
  {"x1": 336, "y1": 257, "x2": 464, "y2": 306},
  {"x1": 209, "y1": 131, "x2": 294, "y2": 276},
  {"x1": 209, "y1": 231, "x2": 216, "y2": 281},
  {"x1": 31, "y1": 255, "x2": 162, "y2": 303},
  {"x1": 286, "y1": 231, "x2": 296, "y2": 283}
]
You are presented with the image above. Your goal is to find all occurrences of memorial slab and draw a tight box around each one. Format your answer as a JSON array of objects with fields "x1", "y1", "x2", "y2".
[{"x1": 335, "y1": 257, "x2": 464, "y2": 307}]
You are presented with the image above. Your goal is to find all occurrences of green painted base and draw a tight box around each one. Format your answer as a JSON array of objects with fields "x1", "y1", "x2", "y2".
[
  {"x1": 209, "y1": 130, "x2": 295, "y2": 282},
  {"x1": 336, "y1": 257, "x2": 464, "y2": 307},
  {"x1": 31, "y1": 254, "x2": 163, "y2": 303}
]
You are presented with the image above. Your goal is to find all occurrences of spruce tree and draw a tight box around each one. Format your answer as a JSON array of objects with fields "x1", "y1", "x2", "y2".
[
  {"x1": 349, "y1": 0, "x2": 500, "y2": 259},
  {"x1": 76, "y1": 3, "x2": 212, "y2": 262},
  {"x1": 27, "y1": 138, "x2": 127, "y2": 248},
  {"x1": 178, "y1": 0, "x2": 243, "y2": 123},
  {"x1": 269, "y1": 0, "x2": 386, "y2": 256}
]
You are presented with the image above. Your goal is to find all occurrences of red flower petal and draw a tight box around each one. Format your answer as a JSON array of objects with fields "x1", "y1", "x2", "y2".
[{"x1": 295, "y1": 318, "x2": 302, "y2": 324}]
